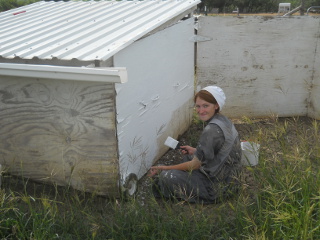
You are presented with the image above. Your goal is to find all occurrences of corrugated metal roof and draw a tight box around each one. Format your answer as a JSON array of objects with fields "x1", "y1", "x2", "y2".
[{"x1": 0, "y1": 0, "x2": 200, "y2": 64}]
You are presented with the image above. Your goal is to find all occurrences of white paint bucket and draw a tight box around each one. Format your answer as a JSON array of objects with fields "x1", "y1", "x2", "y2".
[{"x1": 241, "y1": 141, "x2": 260, "y2": 166}]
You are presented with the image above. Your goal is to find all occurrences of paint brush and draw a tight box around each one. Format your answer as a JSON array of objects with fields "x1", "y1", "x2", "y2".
[{"x1": 164, "y1": 136, "x2": 181, "y2": 150}]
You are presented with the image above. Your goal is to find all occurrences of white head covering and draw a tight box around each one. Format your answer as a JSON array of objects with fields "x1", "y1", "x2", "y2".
[{"x1": 202, "y1": 86, "x2": 226, "y2": 110}]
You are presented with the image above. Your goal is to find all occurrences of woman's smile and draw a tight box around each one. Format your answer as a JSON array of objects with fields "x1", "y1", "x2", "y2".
[{"x1": 195, "y1": 97, "x2": 218, "y2": 121}]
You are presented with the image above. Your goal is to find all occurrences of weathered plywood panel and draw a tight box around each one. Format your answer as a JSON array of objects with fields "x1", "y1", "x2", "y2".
[
  {"x1": 197, "y1": 16, "x2": 320, "y2": 118},
  {"x1": 114, "y1": 18, "x2": 194, "y2": 182},
  {"x1": 0, "y1": 76, "x2": 119, "y2": 196}
]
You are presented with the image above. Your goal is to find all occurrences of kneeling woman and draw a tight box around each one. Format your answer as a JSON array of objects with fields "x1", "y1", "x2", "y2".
[{"x1": 149, "y1": 86, "x2": 242, "y2": 203}]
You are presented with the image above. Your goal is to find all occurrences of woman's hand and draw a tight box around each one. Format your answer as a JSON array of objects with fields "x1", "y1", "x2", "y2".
[
  {"x1": 147, "y1": 165, "x2": 167, "y2": 177},
  {"x1": 148, "y1": 156, "x2": 201, "y2": 177},
  {"x1": 180, "y1": 145, "x2": 196, "y2": 155}
]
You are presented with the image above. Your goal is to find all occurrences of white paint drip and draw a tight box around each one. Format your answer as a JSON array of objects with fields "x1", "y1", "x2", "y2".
[
  {"x1": 178, "y1": 83, "x2": 189, "y2": 92},
  {"x1": 151, "y1": 95, "x2": 159, "y2": 101}
]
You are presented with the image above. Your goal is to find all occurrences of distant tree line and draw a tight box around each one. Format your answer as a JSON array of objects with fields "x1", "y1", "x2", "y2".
[
  {"x1": 199, "y1": 0, "x2": 320, "y2": 13},
  {"x1": 0, "y1": 0, "x2": 69, "y2": 12},
  {"x1": 0, "y1": 0, "x2": 40, "y2": 12},
  {"x1": 1, "y1": 0, "x2": 320, "y2": 13}
]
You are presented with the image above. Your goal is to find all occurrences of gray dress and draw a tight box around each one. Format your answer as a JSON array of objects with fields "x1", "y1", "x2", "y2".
[{"x1": 153, "y1": 114, "x2": 242, "y2": 203}]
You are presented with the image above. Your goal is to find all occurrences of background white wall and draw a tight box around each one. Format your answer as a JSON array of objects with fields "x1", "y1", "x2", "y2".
[
  {"x1": 309, "y1": 22, "x2": 320, "y2": 120},
  {"x1": 196, "y1": 16, "x2": 320, "y2": 119}
]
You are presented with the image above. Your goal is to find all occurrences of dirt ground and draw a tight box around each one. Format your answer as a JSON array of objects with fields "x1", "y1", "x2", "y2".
[{"x1": 136, "y1": 116, "x2": 318, "y2": 204}]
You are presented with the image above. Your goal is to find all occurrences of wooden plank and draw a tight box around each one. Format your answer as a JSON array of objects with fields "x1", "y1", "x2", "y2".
[{"x1": 0, "y1": 76, "x2": 119, "y2": 196}]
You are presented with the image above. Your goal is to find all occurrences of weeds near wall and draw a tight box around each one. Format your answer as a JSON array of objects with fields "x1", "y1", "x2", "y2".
[{"x1": 0, "y1": 117, "x2": 319, "y2": 239}]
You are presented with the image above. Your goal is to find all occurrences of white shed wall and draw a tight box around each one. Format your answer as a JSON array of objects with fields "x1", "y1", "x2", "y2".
[
  {"x1": 114, "y1": 18, "x2": 195, "y2": 182},
  {"x1": 196, "y1": 16, "x2": 320, "y2": 119}
]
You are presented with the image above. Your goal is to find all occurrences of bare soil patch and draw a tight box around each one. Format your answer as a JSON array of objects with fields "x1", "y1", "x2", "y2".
[{"x1": 136, "y1": 116, "x2": 317, "y2": 204}]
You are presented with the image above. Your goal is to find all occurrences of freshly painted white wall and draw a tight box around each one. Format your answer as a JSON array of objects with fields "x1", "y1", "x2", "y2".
[
  {"x1": 196, "y1": 16, "x2": 320, "y2": 119},
  {"x1": 114, "y1": 18, "x2": 195, "y2": 183}
]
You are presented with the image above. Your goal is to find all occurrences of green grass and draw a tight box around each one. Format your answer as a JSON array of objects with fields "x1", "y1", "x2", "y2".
[{"x1": 0, "y1": 116, "x2": 319, "y2": 239}]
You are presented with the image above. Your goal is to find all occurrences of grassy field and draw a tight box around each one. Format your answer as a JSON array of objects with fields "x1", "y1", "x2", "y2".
[{"x1": 0, "y1": 116, "x2": 319, "y2": 239}]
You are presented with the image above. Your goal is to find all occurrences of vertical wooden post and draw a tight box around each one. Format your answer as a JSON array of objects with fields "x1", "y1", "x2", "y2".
[{"x1": 300, "y1": 0, "x2": 305, "y2": 15}]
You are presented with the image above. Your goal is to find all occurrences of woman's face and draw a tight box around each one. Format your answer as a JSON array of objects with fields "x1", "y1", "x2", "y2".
[{"x1": 195, "y1": 97, "x2": 219, "y2": 121}]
